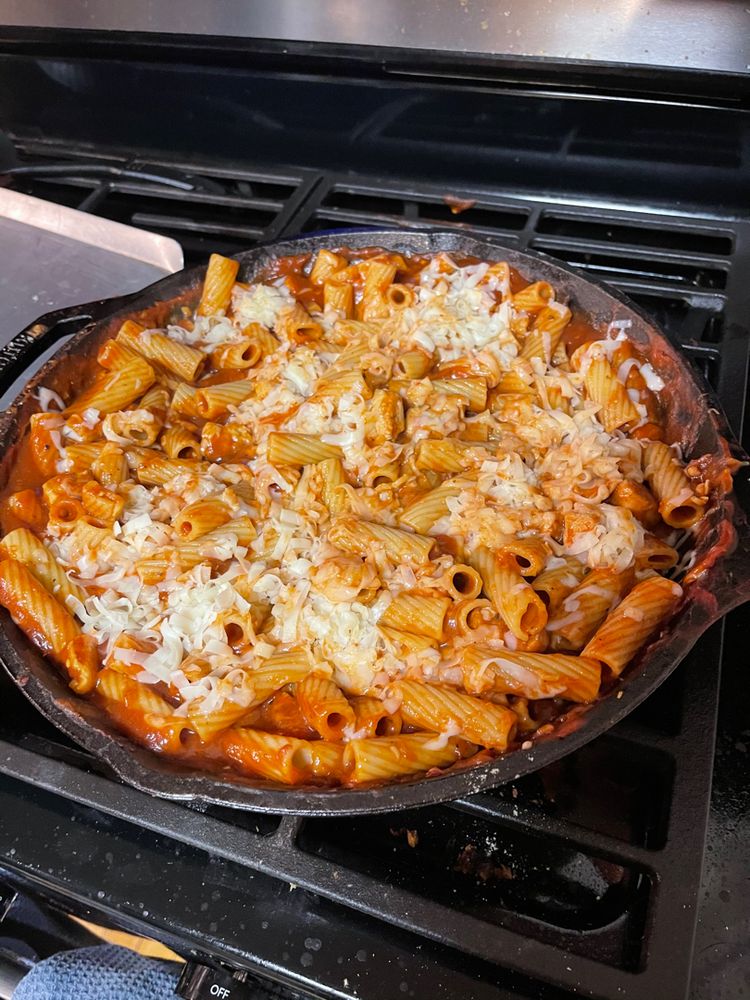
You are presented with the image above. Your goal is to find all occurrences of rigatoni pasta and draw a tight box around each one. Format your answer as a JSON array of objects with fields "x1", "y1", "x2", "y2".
[{"x1": 0, "y1": 246, "x2": 719, "y2": 789}]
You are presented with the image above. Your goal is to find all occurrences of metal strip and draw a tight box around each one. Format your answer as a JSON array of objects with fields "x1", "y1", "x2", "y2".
[
  {"x1": 0, "y1": 189, "x2": 183, "y2": 273},
  {"x1": 0, "y1": 0, "x2": 749, "y2": 75}
]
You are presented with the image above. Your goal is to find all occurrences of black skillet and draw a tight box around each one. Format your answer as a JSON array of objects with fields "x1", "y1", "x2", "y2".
[{"x1": 0, "y1": 229, "x2": 748, "y2": 815}]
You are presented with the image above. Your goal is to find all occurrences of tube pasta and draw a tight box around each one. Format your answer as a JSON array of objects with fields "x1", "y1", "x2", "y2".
[
  {"x1": 413, "y1": 438, "x2": 485, "y2": 473},
  {"x1": 65, "y1": 520, "x2": 130, "y2": 565},
  {"x1": 461, "y1": 645, "x2": 601, "y2": 703},
  {"x1": 377, "y1": 624, "x2": 437, "y2": 656},
  {"x1": 63, "y1": 443, "x2": 102, "y2": 474},
  {"x1": 497, "y1": 537, "x2": 548, "y2": 577},
  {"x1": 117, "y1": 323, "x2": 206, "y2": 383},
  {"x1": 636, "y1": 534, "x2": 678, "y2": 571},
  {"x1": 316, "y1": 457, "x2": 348, "y2": 515},
  {"x1": 519, "y1": 304, "x2": 571, "y2": 361},
  {"x1": 394, "y1": 350, "x2": 433, "y2": 379},
  {"x1": 512, "y1": 281, "x2": 554, "y2": 312},
  {"x1": 378, "y1": 592, "x2": 451, "y2": 640},
  {"x1": 310, "y1": 249, "x2": 347, "y2": 285},
  {"x1": 64, "y1": 634, "x2": 99, "y2": 694},
  {"x1": 328, "y1": 517, "x2": 434, "y2": 565},
  {"x1": 366, "y1": 461, "x2": 401, "y2": 488},
  {"x1": 445, "y1": 598, "x2": 498, "y2": 636},
  {"x1": 323, "y1": 279, "x2": 355, "y2": 318},
  {"x1": 584, "y1": 356, "x2": 639, "y2": 432},
  {"x1": 5, "y1": 490, "x2": 46, "y2": 532},
  {"x1": 161, "y1": 424, "x2": 201, "y2": 460},
  {"x1": 494, "y1": 370, "x2": 535, "y2": 394},
  {"x1": 81, "y1": 482, "x2": 125, "y2": 525},
  {"x1": 350, "y1": 696, "x2": 402, "y2": 737},
  {"x1": 90, "y1": 444, "x2": 129, "y2": 488},
  {"x1": 276, "y1": 302, "x2": 323, "y2": 344},
  {"x1": 532, "y1": 559, "x2": 587, "y2": 613},
  {"x1": 97, "y1": 666, "x2": 173, "y2": 715},
  {"x1": 102, "y1": 409, "x2": 161, "y2": 447},
  {"x1": 96, "y1": 668, "x2": 184, "y2": 754},
  {"x1": 393, "y1": 680, "x2": 517, "y2": 750},
  {"x1": 210, "y1": 339, "x2": 262, "y2": 371},
  {"x1": 0, "y1": 558, "x2": 80, "y2": 666},
  {"x1": 267, "y1": 433, "x2": 342, "y2": 467},
  {"x1": 343, "y1": 733, "x2": 464, "y2": 783},
  {"x1": 97, "y1": 337, "x2": 140, "y2": 371},
  {"x1": 139, "y1": 385, "x2": 170, "y2": 418},
  {"x1": 548, "y1": 567, "x2": 629, "y2": 649},
  {"x1": 173, "y1": 498, "x2": 233, "y2": 540},
  {"x1": 0, "y1": 528, "x2": 86, "y2": 606},
  {"x1": 47, "y1": 498, "x2": 86, "y2": 532},
  {"x1": 385, "y1": 284, "x2": 415, "y2": 310},
  {"x1": 245, "y1": 324, "x2": 280, "y2": 356},
  {"x1": 170, "y1": 383, "x2": 200, "y2": 418},
  {"x1": 583, "y1": 576, "x2": 683, "y2": 675},
  {"x1": 470, "y1": 546, "x2": 548, "y2": 641},
  {"x1": 247, "y1": 690, "x2": 318, "y2": 740},
  {"x1": 127, "y1": 448, "x2": 206, "y2": 486},
  {"x1": 442, "y1": 563, "x2": 483, "y2": 600},
  {"x1": 200, "y1": 422, "x2": 255, "y2": 463},
  {"x1": 220, "y1": 728, "x2": 343, "y2": 784},
  {"x1": 609, "y1": 479, "x2": 660, "y2": 529},
  {"x1": 177, "y1": 516, "x2": 256, "y2": 567},
  {"x1": 188, "y1": 701, "x2": 253, "y2": 742},
  {"x1": 643, "y1": 441, "x2": 706, "y2": 528},
  {"x1": 359, "y1": 258, "x2": 398, "y2": 321},
  {"x1": 295, "y1": 673, "x2": 355, "y2": 740},
  {"x1": 366, "y1": 389, "x2": 404, "y2": 446},
  {"x1": 399, "y1": 481, "x2": 463, "y2": 534},
  {"x1": 194, "y1": 380, "x2": 254, "y2": 419},
  {"x1": 41, "y1": 475, "x2": 82, "y2": 507},
  {"x1": 198, "y1": 253, "x2": 240, "y2": 316},
  {"x1": 65, "y1": 357, "x2": 155, "y2": 415},
  {"x1": 431, "y1": 378, "x2": 488, "y2": 412},
  {"x1": 313, "y1": 369, "x2": 371, "y2": 401}
]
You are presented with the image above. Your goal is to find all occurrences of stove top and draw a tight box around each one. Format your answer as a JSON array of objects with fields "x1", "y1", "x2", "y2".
[{"x1": 0, "y1": 133, "x2": 747, "y2": 1000}]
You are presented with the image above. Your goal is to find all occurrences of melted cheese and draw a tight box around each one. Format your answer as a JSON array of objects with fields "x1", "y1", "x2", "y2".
[
  {"x1": 232, "y1": 282, "x2": 294, "y2": 329},
  {"x1": 32, "y1": 251, "x2": 683, "y2": 728}
]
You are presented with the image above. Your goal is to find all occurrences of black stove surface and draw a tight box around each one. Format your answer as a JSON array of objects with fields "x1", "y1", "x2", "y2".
[{"x1": 0, "y1": 50, "x2": 748, "y2": 1000}]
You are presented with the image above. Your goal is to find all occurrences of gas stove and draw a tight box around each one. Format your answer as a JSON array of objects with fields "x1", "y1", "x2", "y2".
[{"x1": 0, "y1": 21, "x2": 748, "y2": 999}]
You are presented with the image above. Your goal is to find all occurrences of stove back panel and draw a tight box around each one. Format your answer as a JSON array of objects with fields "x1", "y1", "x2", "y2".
[{"x1": 0, "y1": 50, "x2": 747, "y2": 1000}]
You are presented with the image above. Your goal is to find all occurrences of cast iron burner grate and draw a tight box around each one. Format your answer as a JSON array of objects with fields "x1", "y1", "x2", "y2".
[{"x1": 0, "y1": 140, "x2": 747, "y2": 1000}]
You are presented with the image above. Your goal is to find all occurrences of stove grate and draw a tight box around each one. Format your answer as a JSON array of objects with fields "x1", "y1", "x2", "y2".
[{"x1": 0, "y1": 139, "x2": 747, "y2": 1000}]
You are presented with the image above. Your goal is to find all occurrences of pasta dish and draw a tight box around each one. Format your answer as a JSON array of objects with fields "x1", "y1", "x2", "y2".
[{"x1": 0, "y1": 247, "x2": 709, "y2": 786}]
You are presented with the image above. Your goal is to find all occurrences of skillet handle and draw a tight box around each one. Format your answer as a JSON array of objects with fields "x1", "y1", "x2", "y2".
[{"x1": 0, "y1": 288, "x2": 148, "y2": 394}]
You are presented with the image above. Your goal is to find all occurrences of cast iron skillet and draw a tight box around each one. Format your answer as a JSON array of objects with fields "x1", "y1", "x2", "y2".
[{"x1": 0, "y1": 229, "x2": 748, "y2": 815}]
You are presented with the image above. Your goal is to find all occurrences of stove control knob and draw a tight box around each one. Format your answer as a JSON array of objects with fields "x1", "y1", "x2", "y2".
[{"x1": 176, "y1": 962, "x2": 266, "y2": 1000}]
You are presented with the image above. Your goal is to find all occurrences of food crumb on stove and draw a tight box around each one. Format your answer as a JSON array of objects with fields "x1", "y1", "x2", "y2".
[
  {"x1": 521, "y1": 740, "x2": 533, "y2": 750},
  {"x1": 406, "y1": 829, "x2": 419, "y2": 848},
  {"x1": 511, "y1": 786, "x2": 518, "y2": 798},
  {"x1": 442, "y1": 194, "x2": 476, "y2": 214},
  {"x1": 617, "y1": 690, "x2": 624, "y2": 699}
]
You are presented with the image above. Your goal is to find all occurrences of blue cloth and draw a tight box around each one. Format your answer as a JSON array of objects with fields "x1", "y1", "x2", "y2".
[{"x1": 13, "y1": 944, "x2": 180, "y2": 1000}]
